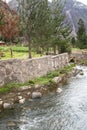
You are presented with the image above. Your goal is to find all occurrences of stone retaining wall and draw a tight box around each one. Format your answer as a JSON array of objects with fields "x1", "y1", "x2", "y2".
[
  {"x1": 72, "y1": 51, "x2": 87, "y2": 61},
  {"x1": 0, "y1": 53, "x2": 69, "y2": 87}
]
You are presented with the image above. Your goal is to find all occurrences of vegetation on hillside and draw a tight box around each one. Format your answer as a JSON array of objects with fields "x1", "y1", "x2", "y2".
[{"x1": 0, "y1": 0, "x2": 72, "y2": 59}]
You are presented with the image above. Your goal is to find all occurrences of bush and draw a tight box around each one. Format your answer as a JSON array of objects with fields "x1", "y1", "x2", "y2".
[
  {"x1": 28, "y1": 80, "x2": 35, "y2": 85},
  {"x1": 59, "y1": 40, "x2": 71, "y2": 54}
]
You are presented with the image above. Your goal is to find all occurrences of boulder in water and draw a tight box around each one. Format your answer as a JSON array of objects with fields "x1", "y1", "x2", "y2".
[
  {"x1": 56, "y1": 88, "x2": 63, "y2": 93},
  {"x1": 19, "y1": 98, "x2": 25, "y2": 104},
  {"x1": 32, "y1": 92, "x2": 42, "y2": 99},
  {"x1": 3, "y1": 103, "x2": 12, "y2": 109}
]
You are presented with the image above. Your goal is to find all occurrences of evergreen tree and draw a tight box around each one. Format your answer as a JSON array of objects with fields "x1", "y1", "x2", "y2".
[
  {"x1": 34, "y1": 0, "x2": 51, "y2": 55},
  {"x1": 18, "y1": 0, "x2": 71, "y2": 56},
  {"x1": 18, "y1": 0, "x2": 50, "y2": 57},
  {"x1": 71, "y1": 37, "x2": 76, "y2": 47},
  {"x1": 77, "y1": 18, "x2": 87, "y2": 49},
  {"x1": 50, "y1": 0, "x2": 71, "y2": 54},
  {"x1": 17, "y1": 0, "x2": 39, "y2": 58}
]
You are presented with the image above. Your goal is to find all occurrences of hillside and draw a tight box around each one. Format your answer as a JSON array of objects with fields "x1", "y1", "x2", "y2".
[
  {"x1": 0, "y1": 0, "x2": 16, "y2": 15},
  {"x1": 8, "y1": 0, "x2": 18, "y2": 10},
  {"x1": 64, "y1": 0, "x2": 87, "y2": 36},
  {"x1": 8, "y1": 0, "x2": 87, "y2": 36},
  {"x1": 0, "y1": 0, "x2": 11, "y2": 11}
]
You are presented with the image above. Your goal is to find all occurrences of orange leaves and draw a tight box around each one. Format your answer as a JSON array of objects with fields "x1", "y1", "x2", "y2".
[{"x1": 0, "y1": 7, "x2": 19, "y2": 41}]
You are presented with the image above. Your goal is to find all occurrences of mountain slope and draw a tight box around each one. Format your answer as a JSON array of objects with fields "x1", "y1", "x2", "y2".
[
  {"x1": 8, "y1": 0, "x2": 18, "y2": 10},
  {"x1": 8, "y1": 0, "x2": 87, "y2": 36},
  {"x1": 64, "y1": 0, "x2": 87, "y2": 36},
  {"x1": 0, "y1": 0, "x2": 11, "y2": 11},
  {"x1": 0, "y1": 0, "x2": 16, "y2": 15}
]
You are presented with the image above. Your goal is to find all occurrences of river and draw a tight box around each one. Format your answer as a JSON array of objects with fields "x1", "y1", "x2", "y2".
[{"x1": 0, "y1": 66, "x2": 87, "y2": 130}]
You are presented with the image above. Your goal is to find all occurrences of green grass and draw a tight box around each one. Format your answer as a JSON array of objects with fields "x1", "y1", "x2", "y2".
[
  {"x1": 0, "y1": 45, "x2": 41, "y2": 60},
  {"x1": 1, "y1": 52, "x2": 28, "y2": 60},
  {"x1": 0, "y1": 63, "x2": 75, "y2": 93},
  {"x1": 72, "y1": 48, "x2": 87, "y2": 52},
  {"x1": 0, "y1": 46, "x2": 28, "y2": 52},
  {"x1": 32, "y1": 76, "x2": 52, "y2": 85},
  {"x1": 0, "y1": 82, "x2": 31, "y2": 93},
  {"x1": 72, "y1": 48, "x2": 80, "y2": 51}
]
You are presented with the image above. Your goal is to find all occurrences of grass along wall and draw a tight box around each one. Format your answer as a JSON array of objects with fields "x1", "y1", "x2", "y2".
[{"x1": 0, "y1": 53, "x2": 69, "y2": 87}]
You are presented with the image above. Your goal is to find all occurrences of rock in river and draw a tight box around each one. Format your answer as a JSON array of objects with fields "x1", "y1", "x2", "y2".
[
  {"x1": 19, "y1": 98, "x2": 25, "y2": 104},
  {"x1": 3, "y1": 103, "x2": 13, "y2": 109},
  {"x1": 57, "y1": 88, "x2": 63, "y2": 93},
  {"x1": 32, "y1": 92, "x2": 42, "y2": 99}
]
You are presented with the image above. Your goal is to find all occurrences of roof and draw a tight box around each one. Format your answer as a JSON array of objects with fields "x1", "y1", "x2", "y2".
[{"x1": 0, "y1": 41, "x2": 5, "y2": 44}]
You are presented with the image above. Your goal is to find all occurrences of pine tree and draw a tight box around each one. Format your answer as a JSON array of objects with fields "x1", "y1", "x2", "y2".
[
  {"x1": 18, "y1": 0, "x2": 38, "y2": 58},
  {"x1": 34, "y1": 0, "x2": 51, "y2": 55},
  {"x1": 18, "y1": 0, "x2": 71, "y2": 56},
  {"x1": 77, "y1": 18, "x2": 87, "y2": 49},
  {"x1": 18, "y1": 0, "x2": 51, "y2": 57},
  {"x1": 50, "y1": 0, "x2": 71, "y2": 54}
]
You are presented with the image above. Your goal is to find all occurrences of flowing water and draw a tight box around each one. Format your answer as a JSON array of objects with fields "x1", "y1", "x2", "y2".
[{"x1": 0, "y1": 66, "x2": 87, "y2": 130}]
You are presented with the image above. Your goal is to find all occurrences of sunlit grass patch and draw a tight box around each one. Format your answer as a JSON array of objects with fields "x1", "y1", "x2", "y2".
[{"x1": 0, "y1": 45, "x2": 41, "y2": 59}]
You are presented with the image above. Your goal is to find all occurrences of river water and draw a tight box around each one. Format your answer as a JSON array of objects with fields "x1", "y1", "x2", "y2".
[{"x1": 0, "y1": 66, "x2": 87, "y2": 130}]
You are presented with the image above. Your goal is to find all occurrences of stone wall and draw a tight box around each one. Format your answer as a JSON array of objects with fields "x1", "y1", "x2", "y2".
[
  {"x1": 71, "y1": 51, "x2": 87, "y2": 61},
  {"x1": 0, "y1": 53, "x2": 69, "y2": 87}
]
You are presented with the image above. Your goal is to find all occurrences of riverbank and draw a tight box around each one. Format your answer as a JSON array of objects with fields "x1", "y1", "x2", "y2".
[{"x1": 0, "y1": 63, "x2": 83, "y2": 112}]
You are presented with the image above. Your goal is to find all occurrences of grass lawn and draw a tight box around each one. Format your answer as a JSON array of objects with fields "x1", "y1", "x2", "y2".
[{"x1": 0, "y1": 45, "x2": 41, "y2": 60}]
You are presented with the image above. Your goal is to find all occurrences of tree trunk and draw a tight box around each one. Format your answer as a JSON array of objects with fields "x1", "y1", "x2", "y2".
[
  {"x1": 10, "y1": 40, "x2": 13, "y2": 58},
  {"x1": 10, "y1": 48, "x2": 13, "y2": 58},
  {"x1": 40, "y1": 47, "x2": 43, "y2": 56},
  {"x1": 46, "y1": 47, "x2": 49, "y2": 55},
  {"x1": 39, "y1": 33, "x2": 43, "y2": 56},
  {"x1": 26, "y1": 34, "x2": 32, "y2": 58},
  {"x1": 28, "y1": 42, "x2": 32, "y2": 58},
  {"x1": 57, "y1": 46, "x2": 59, "y2": 54},
  {"x1": 53, "y1": 46, "x2": 56, "y2": 55}
]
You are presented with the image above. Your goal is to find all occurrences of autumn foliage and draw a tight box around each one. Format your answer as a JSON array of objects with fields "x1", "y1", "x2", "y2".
[{"x1": 0, "y1": 3, "x2": 19, "y2": 42}]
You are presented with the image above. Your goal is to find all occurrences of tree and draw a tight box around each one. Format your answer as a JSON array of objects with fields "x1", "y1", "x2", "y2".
[
  {"x1": 0, "y1": 10, "x2": 4, "y2": 26},
  {"x1": 0, "y1": 1, "x2": 19, "y2": 42},
  {"x1": 0, "y1": 9, "x2": 19, "y2": 58},
  {"x1": 71, "y1": 37, "x2": 76, "y2": 47},
  {"x1": 34, "y1": 0, "x2": 51, "y2": 55},
  {"x1": 18, "y1": 0, "x2": 71, "y2": 57},
  {"x1": 0, "y1": 11, "x2": 19, "y2": 43},
  {"x1": 77, "y1": 18, "x2": 87, "y2": 49},
  {"x1": 50, "y1": 0, "x2": 71, "y2": 54},
  {"x1": 18, "y1": 0, "x2": 51, "y2": 57},
  {"x1": 18, "y1": 0, "x2": 39, "y2": 58}
]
